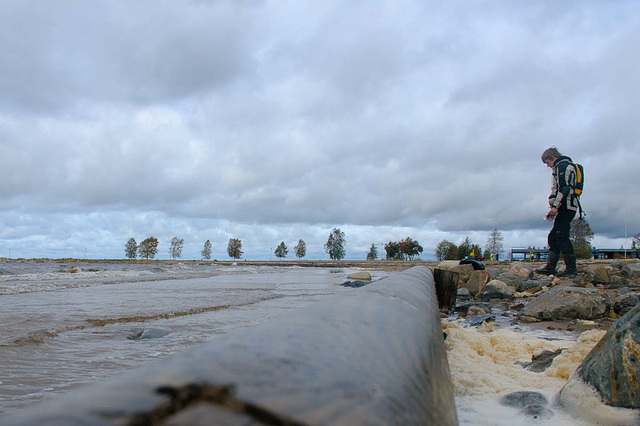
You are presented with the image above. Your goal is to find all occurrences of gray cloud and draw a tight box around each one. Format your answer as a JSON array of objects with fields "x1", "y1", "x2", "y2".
[{"x1": 1, "y1": 0, "x2": 639, "y2": 259}]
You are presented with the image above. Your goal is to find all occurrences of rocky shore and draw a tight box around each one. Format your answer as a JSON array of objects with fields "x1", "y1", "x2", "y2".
[{"x1": 436, "y1": 258, "x2": 640, "y2": 424}]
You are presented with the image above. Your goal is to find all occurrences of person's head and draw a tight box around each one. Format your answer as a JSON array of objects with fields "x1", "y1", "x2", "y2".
[{"x1": 541, "y1": 146, "x2": 561, "y2": 168}]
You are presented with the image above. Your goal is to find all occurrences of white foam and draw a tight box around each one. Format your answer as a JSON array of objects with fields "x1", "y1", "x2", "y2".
[
  {"x1": 558, "y1": 371, "x2": 639, "y2": 426},
  {"x1": 443, "y1": 320, "x2": 639, "y2": 425}
]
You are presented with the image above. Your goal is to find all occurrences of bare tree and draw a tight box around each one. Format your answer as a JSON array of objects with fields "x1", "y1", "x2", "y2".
[
  {"x1": 485, "y1": 228, "x2": 504, "y2": 260},
  {"x1": 169, "y1": 237, "x2": 184, "y2": 259}
]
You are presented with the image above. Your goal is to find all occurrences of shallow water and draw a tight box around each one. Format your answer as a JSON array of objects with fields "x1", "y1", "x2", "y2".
[
  {"x1": 0, "y1": 262, "x2": 385, "y2": 415},
  {"x1": 1, "y1": 262, "x2": 636, "y2": 425}
]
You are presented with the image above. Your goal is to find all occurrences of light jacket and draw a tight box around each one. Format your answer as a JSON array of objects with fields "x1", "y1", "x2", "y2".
[{"x1": 549, "y1": 155, "x2": 578, "y2": 211}]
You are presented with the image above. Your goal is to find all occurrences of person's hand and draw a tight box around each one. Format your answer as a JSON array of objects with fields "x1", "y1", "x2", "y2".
[{"x1": 545, "y1": 207, "x2": 558, "y2": 220}]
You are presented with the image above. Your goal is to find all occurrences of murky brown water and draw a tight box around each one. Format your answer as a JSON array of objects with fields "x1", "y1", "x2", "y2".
[{"x1": 0, "y1": 262, "x2": 383, "y2": 415}]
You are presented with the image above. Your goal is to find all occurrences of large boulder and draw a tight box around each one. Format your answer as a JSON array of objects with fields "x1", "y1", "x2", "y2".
[
  {"x1": 521, "y1": 279, "x2": 542, "y2": 292},
  {"x1": 437, "y1": 261, "x2": 475, "y2": 282},
  {"x1": 586, "y1": 265, "x2": 611, "y2": 285},
  {"x1": 509, "y1": 263, "x2": 533, "y2": 279},
  {"x1": 621, "y1": 262, "x2": 640, "y2": 279},
  {"x1": 464, "y1": 270, "x2": 491, "y2": 295},
  {"x1": 613, "y1": 292, "x2": 640, "y2": 316},
  {"x1": 520, "y1": 286, "x2": 610, "y2": 321},
  {"x1": 347, "y1": 271, "x2": 372, "y2": 281},
  {"x1": 559, "y1": 303, "x2": 640, "y2": 419},
  {"x1": 496, "y1": 272, "x2": 525, "y2": 292},
  {"x1": 485, "y1": 267, "x2": 502, "y2": 280},
  {"x1": 479, "y1": 279, "x2": 515, "y2": 300}
]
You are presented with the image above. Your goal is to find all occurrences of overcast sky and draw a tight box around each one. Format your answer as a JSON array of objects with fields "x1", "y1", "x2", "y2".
[{"x1": 1, "y1": 0, "x2": 639, "y2": 261}]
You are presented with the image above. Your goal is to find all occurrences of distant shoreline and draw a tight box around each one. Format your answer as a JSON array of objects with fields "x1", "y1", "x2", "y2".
[{"x1": 0, "y1": 257, "x2": 625, "y2": 271}]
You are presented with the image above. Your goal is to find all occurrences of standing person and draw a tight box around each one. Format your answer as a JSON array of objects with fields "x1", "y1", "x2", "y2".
[{"x1": 536, "y1": 147, "x2": 579, "y2": 276}]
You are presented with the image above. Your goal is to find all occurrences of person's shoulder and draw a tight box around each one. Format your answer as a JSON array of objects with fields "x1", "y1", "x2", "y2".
[{"x1": 555, "y1": 156, "x2": 573, "y2": 170}]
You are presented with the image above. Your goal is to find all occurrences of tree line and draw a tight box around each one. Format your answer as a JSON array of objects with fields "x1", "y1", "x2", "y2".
[
  {"x1": 124, "y1": 219, "x2": 604, "y2": 261},
  {"x1": 124, "y1": 228, "x2": 347, "y2": 261}
]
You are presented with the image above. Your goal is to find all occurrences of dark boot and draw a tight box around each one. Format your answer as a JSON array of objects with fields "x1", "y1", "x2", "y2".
[
  {"x1": 536, "y1": 251, "x2": 560, "y2": 276},
  {"x1": 557, "y1": 254, "x2": 578, "y2": 277}
]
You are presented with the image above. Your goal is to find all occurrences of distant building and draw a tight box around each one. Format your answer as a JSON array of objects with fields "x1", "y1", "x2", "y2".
[
  {"x1": 592, "y1": 248, "x2": 640, "y2": 259},
  {"x1": 510, "y1": 247, "x2": 640, "y2": 260}
]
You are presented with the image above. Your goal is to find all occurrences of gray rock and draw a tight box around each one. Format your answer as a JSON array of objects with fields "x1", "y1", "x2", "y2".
[
  {"x1": 464, "y1": 270, "x2": 491, "y2": 295},
  {"x1": 437, "y1": 262, "x2": 475, "y2": 282},
  {"x1": 129, "y1": 328, "x2": 170, "y2": 340},
  {"x1": 479, "y1": 280, "x2": 515, "y2": 300},
  {"x1": 590, "y1": 266, "x2": 611, "y2": 284},
  {"x1": 347, "y1": 271, "x2": 372, "y2": 281},
  {"x1": 521, "y1": 279, "x2": 541, "y2": 291},
  {"x1": 463, "y1": 314, "x2": 495, "y2": 328},
  {"x1": 621, "y1": 262, "x2": 640, "y2": 279},
  {"x1": 485, "y1": 267, "x2": 501, "y2": 280},
  {"x1": 610, "y1": 275, "x2": 626, "y2": 287},
  {"x1": 613, "y1": 292, "x2": 640, "y2": 316},
  {"x1": 519, "y1": 404, "x2": 554, "y2": 420},
  {"x1": 456, "y1": 287, "x2": 471, "y2": 301},
  {"x1": 577, "y1": 303, "x2": 640, "y2": 408},
  {"x1": 342, "y1": 280, "x2": 369, "y2": 288},
  {"x1": 618, "y1": 287, "x2": 632, "y2": 296},
  {"x1": 611, "y1": 261, "x2": 624, "y2": 270},
  {"x1": 525, "y1": 348, "x2": 564, "y2": 373},
  {"x1": 496, "y1": 272, "x2": 525, "y2": 291},
  {"x1": 499, "y1": 391, "x2": 548, "y2": 408},
  {"x1": 520, "y1": 286, "x2": 610, "y2": 321}
]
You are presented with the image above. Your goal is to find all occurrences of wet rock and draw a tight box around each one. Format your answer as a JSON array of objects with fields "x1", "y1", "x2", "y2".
[
  {"x1": 496, "y1": 272, "x2": 524, "y2": 292},
  {"x1": 347, "y1": 271, "x2": 371, "y2": 281},
  {"x1": 511, "y1": 303, "x2": 525, "y2": 312},
  {"x1": 613, "y1": 292, "x2": 640, "y2": 316},
  {"x1": 519, "y1": 404, "x2": 554, "y2": 420},
  {"x1": 463, "y1": 314, "x2": 494, "y2": 327},
  {"x1": 129, "y1": 328, "x2": 170, "y2": 340},
  {"x1": 341, "y1": 280, "x2": 369, "y2": 288},
  {"x1": 577, "y1": 303, "x2": 640, "y2": 408},
  {"x1": 479, "y1": 280, "x2": 515, "y2": 300},
  {"x1": 466, "y1": 305, "x2": 489, "y2": 316},
  {"x1": 520, "y1": 286, "x2": 610, "y2": 321},
  {"x1": 464, "y1": 270, "x2": 491, "y2": 295},
  {"x1": 499, "y1": 391, "x2": 548, "y2": 408},
  {"x1": 456, "y1": 287, "x2": 471, "y2": 301},
  {"x1": 525, "y1": 348, "x2": 564, "y2": 372}
]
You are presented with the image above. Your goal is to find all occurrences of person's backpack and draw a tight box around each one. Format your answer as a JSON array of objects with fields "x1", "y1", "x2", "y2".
[
  {"x1": 573, "y1": 162, "x2": 585, "y2": 218},
  {"x1": 574, "y1": 163, "x2": 584, "y2": 196}
]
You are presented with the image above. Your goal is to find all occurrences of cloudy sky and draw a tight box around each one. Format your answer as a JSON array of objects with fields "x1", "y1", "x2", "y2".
[{"x1": 1, "y1": 0, "x2": 639, "y2": 261}]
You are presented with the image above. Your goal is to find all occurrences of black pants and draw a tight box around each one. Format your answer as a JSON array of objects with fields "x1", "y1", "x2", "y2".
[{"x1": 548, "y1": 208, "x2": 576, "y2": 256}]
